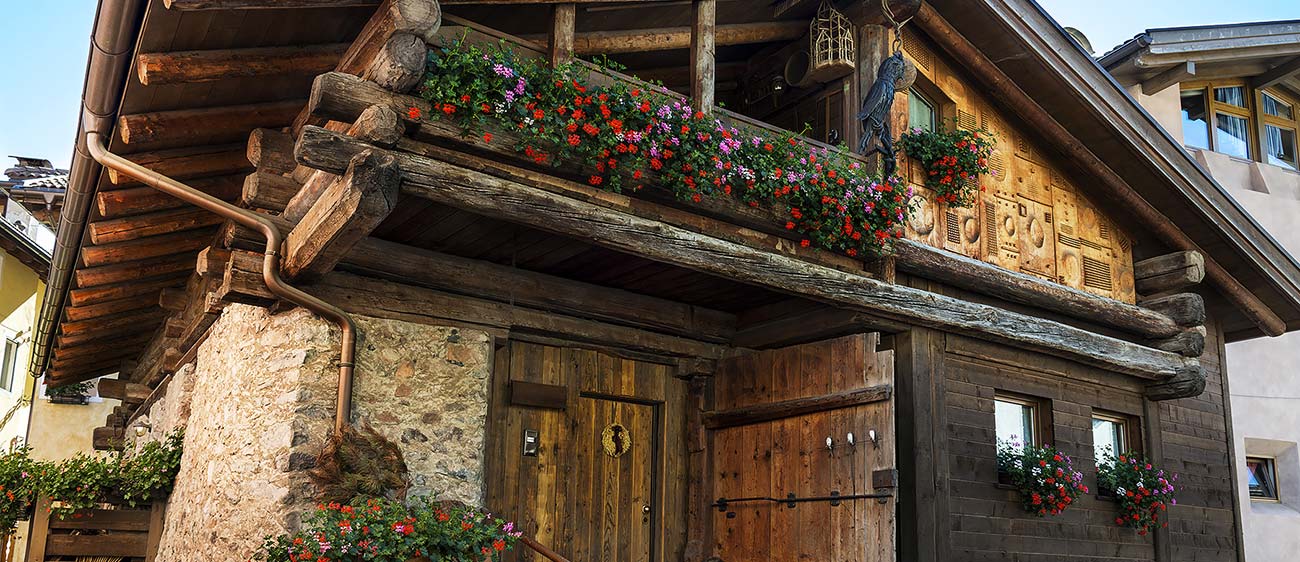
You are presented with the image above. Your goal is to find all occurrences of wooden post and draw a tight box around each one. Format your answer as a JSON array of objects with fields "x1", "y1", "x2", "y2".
[
  {"x1": 690, "y1": 0, "x2": 716, "y2": 113},
  {"x1": 683, "y1": 374, "x2": 714, "y2": 562},
  {"x1": 549, "y1": 3, "x2": 576, "y2": 67}
]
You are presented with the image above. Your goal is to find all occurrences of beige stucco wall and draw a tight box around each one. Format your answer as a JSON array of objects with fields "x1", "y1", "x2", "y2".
[
  {"x1": 1127, "y1": 77, "x2": 1300, "y2": 562},
  {"x1": 139, "y1": 304, "x2": 492, "y2": 562}
]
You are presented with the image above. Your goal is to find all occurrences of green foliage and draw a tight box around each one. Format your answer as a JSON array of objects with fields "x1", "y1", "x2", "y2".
[
  {"x1": 46, "y1": 381, "x2": 93, "y2": 398},
  {"x1": 0, "y1": 428, "x2": 185, "y2": 534},
  {"x1": 995, "y1": 441, "x2": 1089, "y2": 517},
  {"x1": 896, "y1": 124, "x2": 995, "y2": 207},
  {"x1": 254, "y1": 498, "x2": 522, "y2": 562},
  {"x1": 118, "y1": 429, "x2": 186, "y2": 506},
  {"x1": 0, "y1": 447, "x2": 39, "y2": 533},
  {"x1": 1097, "y1": 453, "x2": 1177, "y2": 535},
  {"x1": 310, "y1": 425, "x2": 410, "y2": 506},
  {"x1": 418, "y1": 37, "x2": 913, "y2": 258}
]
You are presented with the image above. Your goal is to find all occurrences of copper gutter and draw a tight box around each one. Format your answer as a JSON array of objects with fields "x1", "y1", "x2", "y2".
[
  {"x1": 86, "y1": 131, "x2": 357, "y2": 435},
  {"x1": 915, "y1": 3, "x2": 1288, "y2": 337}
]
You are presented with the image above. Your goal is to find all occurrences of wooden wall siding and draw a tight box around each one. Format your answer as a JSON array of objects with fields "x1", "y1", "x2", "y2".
[
  {"x1": 484, "y1": 340, "x2": 689, "y2": 562},
  {"x1": 710, "y1": 334, "x2": 895, "y2": 562},
  {"x1": 911, "y1": 322, "x2": 1241, "y2": 562},
  {"x1": 896, "y1": 32, "x2": 1138, "y2": 305}
]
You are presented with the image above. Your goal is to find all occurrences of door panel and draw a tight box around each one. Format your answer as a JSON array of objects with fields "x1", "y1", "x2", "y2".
[
  {"x1": 489, "y1": 341, "x2": 668, "y2": 562},
  {"x1": 710, "y1": 334, "x2": 895, "y2": 562}
]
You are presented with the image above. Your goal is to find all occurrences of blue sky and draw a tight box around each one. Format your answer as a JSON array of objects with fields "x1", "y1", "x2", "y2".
[{"x1": 0, "y1": 1, "x2": 1296, "y2": 170}]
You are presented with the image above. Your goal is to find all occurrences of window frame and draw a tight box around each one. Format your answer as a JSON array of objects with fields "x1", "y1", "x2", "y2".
[
  {"x1": 907, "y1": 87, "x2": 938, "y2": 133},
  {"x1": 1182, "y1": 80, "x2": 1257, "y2": 160},
  {"x1": 0, "y1": 338, "x2": 15, "y2": 393},
  {"x1": 994, "y1": 391, "x2": 1053, "y2": 449},
  {"x1": 1260, "y1": 88, "x2": 1300, "y2": 170},
  {"x1": 1246, "y1": 455, "x2": 1280, "y2": 502}
]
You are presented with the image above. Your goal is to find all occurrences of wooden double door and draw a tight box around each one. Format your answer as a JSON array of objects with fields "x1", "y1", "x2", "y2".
[{"x1": 486, "y1": 340, "x2": 690, "y2": 562}]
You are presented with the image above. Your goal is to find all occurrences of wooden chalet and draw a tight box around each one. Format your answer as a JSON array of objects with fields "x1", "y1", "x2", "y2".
[{"x1": 26, "y1": 1, "x2": 1300, "y2": 561}]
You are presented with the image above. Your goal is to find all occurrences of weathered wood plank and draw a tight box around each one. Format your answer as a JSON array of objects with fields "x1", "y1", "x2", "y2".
[
  {"x1": 88, "y1": 208, "x2": 224, "y2": 245},
  {"x1": 137, "y1": 44, "x2": 347, "y2": 85},
  {"x1": 1135, "y1": 250, "x2": 1206, "y2": 295},
  {"x1": 1140, "y1": 293, "x2": 1206, "y2": 328},
  {"x1": 247, "y1": 128, "x2": 299, "y2": 175},
  {"x1": 894, "y1": 239, "x2": 1183, "y2": 339},
  {"x1": 549, "y1": 3, "x2": 576, "y2": 66},
  {"x1": 98, "y1": 379, "x2": 153, "y2": 403},
  {"x1": 96, "y1": 175, "x2": 243, "y2": 218},
  {"x1": 690, "y1": 0, "x2": 716, "y2": 112},
  {"x1": 241, "y1": 171, "x2": 301, "y2": 211},
  {"x1": 283, "y1": 150, "x2": 401, "y2": 279},
  {"x1": 297, "y1": 125, "x2": 1197, "y2": 380},
  {"x1": 703, "y1": 384, "x2": 892, "y2": 429},
  {"x1": 341, "y1": 237, "x2": 736, "y2": 341},
  {"x1": 526, "y1": 21, "x2": 806, "y2": 55},
  {"x1": 105, "y1": 144, "x2": 252, "y2": 187},
  {"x1": 118, "y1": 100, "x2": 303, "y2": 146}
]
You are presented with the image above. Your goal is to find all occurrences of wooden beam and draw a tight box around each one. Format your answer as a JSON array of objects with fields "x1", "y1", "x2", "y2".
[
  {"x1": 105, "y1": 144, "x2": 252, "y2": 187},
  {"x1": 1141, "y1": 61, "x2": 1195, "y2": 96},
  {"x1": 366, "y1": 33, "x2": 428, "y2": 93},
  {"x1": 96, "y1": 379, "x2": 153, "y2": 404},
  {"x1": 68, "y1": 274, "x2": 188, "y2": 308},
  {"x1": 74, "y1": 254, "x2": 197, "y2": 288},
  {"x1": 241, "y1": 171, "x2": 301, "y2": 211},
  {"x1": 1135, "y1": 250, "x2": 1205, "y2": 295},
  {"x1": 340, "y1": 237, "x2": 737, "y2": 342},
  {"x1": 59, "y1": 310, "x2": 168, "y2": 339},
  {"x1": 92, "y1": 427, "x2": 125, "y2": 451},
  {"x1": 894, "y1": 240, "x2": 1183, "y2": 339},
  {"x1": 80, "y1": 228, "x2": 217, "y2": 268},
  {"x1": 732, "y1": 306, "x2": 900, "y2": 349},
  {"x1": 283, "y1": 150, "x2": 401, "y2": 280},
  {"x1": 914, "y1": 3, "x2": 1287, "y2": 337},
  {"x1": 96, "y1": 175, "x2": 243, "y2": 218},
  {"x1": 530, "y1": 21, "x2": 806, "y2": 55},
  {"x1": 1149, "y1": 326, "x2": 1206, "y2": 358},
  {"x1": 310, "y1": 271, "x2": 728, "y2": 359},
  {"x1": 703, "y1": 384, "x2": 893, "y2": 429},
  {"x1": 247, "y1": 128, "x2": 298, "y2": 175},
  {"x1": 1139, "y1": 293, "x2": 1205, "y2": 328},
  {"x1": 88, "y1": 208, "x2": 224, "y2": 245},
  {"x1": 284, "y1": 104, "x2": 403, "y2": 222},
  {"x1": 159, "y1": 288, "x2": 188, "y2": 312},
  {"x1": 163, "y1": 0, "x2": 380, "y2": 8},
  {"x1": 1145, "y1": 368, "x2": 1206, "y2": 402},
  {"x1": 690, "y1": 0, "x2": 716, "y2": 112},
  {"x1": 52, "y1": 333, "x2": 154, "y2": 361},
  {"x1": 297, "y1": 125, "x2": 1198, "y2": 380},
  {"x1": 137, "y1": 44, "x2": 348, "y2": 85},
  {"x1": 63, "y1": 294, "x2": 164, "y2": 323},
  {"x1": 1252, "y1": 56, "x2": 1300, "y2": 89},
  {"x1": 549, "y1": 3, "x2": 576, "y2": 66},
  {"x1": 118, "y1": 100, "x2": 303, "y2": 146}
]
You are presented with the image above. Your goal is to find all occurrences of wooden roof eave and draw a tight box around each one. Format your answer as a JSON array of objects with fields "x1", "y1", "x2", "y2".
[{"x1": 927, "y1": 0, "x2": 1300, "y2": 341}]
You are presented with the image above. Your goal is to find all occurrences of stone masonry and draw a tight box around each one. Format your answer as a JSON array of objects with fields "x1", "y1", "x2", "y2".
[{"x1": 137, "y1": 304, "x2": 492, "y2": 561}]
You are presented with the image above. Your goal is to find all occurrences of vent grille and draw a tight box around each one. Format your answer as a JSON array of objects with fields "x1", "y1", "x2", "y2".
[
  {"x1": 1017, "y1": 135, "x2": 1031, "y2": 155},
  {"x1": 1099, "y1": 222, "x2": 1112, "y2": 241},
  {"x1": 1058, "y1": 234, "x2": 1082, "y2": 248},
  {"x1": 989, "y1": 151, "x2": 1007, "y2": 182},
  {"x1": 958, "y1": 110, "x2": 978, "y2": 131},
  {"x1": 1044, "y1": 212, "x2": 1053, "y2": 224},
  {"x1": 902, "y1": 34, "x2": 933, "y2": 70},
  {"x1": 985, "y1": 201, "x2": 998, "y2": 255},
  {"x1": 1083, "y1": 257, "x2": 1113, "y2": 291},
  {"x1": 1081, "y1": 239, "x2": 1107, "y2": 252},
  {"x1": 946, "y1": 210, "x2": 961, "y2": 244},
  {"x1": 1059, "y1": 223, "x2": 1075, "y2": 236}
]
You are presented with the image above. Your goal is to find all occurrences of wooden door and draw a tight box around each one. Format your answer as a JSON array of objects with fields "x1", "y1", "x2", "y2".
[
  {"x1": 487, "y1": 341, "x2": 685, "y2": 562},
  {"x1": 709, "y1": 334, "x2": 895, "y2": 562}
]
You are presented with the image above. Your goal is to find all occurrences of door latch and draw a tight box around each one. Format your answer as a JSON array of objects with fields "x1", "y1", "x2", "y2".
[{"x1": 523, "y1": 429, "x2": 539, "y2": 457}]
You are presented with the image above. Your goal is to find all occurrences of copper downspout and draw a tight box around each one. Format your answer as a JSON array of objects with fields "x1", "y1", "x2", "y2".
[{"x1": 85, "y1": 132, "x2": 357, "y2": 435}]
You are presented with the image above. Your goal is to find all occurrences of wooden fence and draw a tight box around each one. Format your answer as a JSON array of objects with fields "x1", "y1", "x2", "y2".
[{"x1": 25, "y1": 497, "x2": 164, "y2": 562}]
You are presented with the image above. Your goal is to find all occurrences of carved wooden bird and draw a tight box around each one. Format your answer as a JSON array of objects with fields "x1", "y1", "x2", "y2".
[{"x1": 857, "y1": 51, "x2": 907, "y2": 178}]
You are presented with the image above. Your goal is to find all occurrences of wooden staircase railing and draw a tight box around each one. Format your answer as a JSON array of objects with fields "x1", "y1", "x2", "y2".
[
  {"x1": 25, "y1": 496, "x2": 165, "y2": 562},
  {"x1": 519, "y1": 536, "x2": 571, "y2": 562}
]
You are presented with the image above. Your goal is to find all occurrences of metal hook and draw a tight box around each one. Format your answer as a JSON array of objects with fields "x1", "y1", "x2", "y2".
[
  {"x1": 868, "y1": 429, "x2": 880, "y2": 449},
  {"x1": 826, "y1": 436, "x2": 835, "y2": 452},
  {"x1": 846, "y1": 432, "x2": 856, "y2": 447}
]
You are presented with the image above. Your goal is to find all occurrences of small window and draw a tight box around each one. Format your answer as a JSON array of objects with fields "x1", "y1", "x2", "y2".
[
  {"x1": 1263, "y1": 92, "x2": 1294, "y2": 120},
  {"x1": 1091, "y1": 414, "x2": 1127, "y2": 466},
  {"x1": 995, "y1": 395, "x2": 1038, "y2": 453},
  {"x1": 1214, "y1": 86, "x2": 1248, "y2": 108},
  {"x1": 1262, "y1": 90, "x2": 1298, "y2": 170},
  {"x1": 908, "y1": 88, "x2": 937, "y2": 133},
  {"x1": 1216, "y1": 113, "x2": 1252, "y2": 159},
  {"x1": 0, "y1": 339, "x2": 16, "y2": 392},
  {"x1": 1247, "y1": 457, "x2": 1279, "y2": 501},
  {"x1": 1181, "y1": 89, "x2": 1211, "y2": 150}
]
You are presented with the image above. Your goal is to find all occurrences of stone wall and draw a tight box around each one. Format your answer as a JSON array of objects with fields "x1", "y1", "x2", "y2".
[{"x1": 138, "y1": 304, "x2": 492, "y2": 562}]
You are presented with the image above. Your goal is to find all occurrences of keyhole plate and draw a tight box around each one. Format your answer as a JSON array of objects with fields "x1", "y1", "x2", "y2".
[{"x1": 601, "y1": 423, "x2": 632, "y2": 458}]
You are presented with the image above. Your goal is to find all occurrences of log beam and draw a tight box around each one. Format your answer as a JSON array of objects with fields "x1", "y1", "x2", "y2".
[
  {"x1": 703, "y1": 385, "x2": 893, "y2": 429},
  {"x1": 97, "y1": 379, "x2": 153, "y2": 404},
  {"x1": 340, "y1": 237, "x2": 737, "y2": 342},
  {"x1": 247, "y1": 128, "x2": 299, "y2": 175},
  {"x1": 1139, "y1": 293, "x2": 1206, "y2": 328},
  {"x1": 690, "y1": 0, "x2": 716, "y2": 112},
  {"x1": 297, "y1": 125, "x2": 1198, "y2": 380},
  {"x1": 73, "y1": 254, "x2": 197, "y2": 288},
  {"x1": 1135, "y1": 250, "x2": 1205, "y2": 295},
  {"x1": 92, "y1": 427, "x2": 125, "y2": 452},
  {"x1": 1252, "y1": 56, "x2": 1300, "y2": 89},
  {"x1": 88, "y1": 208, "x2": 224, "y2": 245},
  {"x1": 163, "y1": 0, "x2": 380, "y2": 8},
  {"x1": 1141, "y1": 61, "x2": 1196, "y2": 96},
  {"x1": 895, "y1": 240, "x2": 1184, "y2": 339},
  {"x1": 282, "y1": 150, "x2": 401, "y2": 280},
  {"x1": 68, "y1": 275, "x2": 189, "y2": 308},
  {"x1": 105, "y1": 144, "x2": 252, "y2": 187},
  {"x1": 1149, "y1": 326, "x2": 1206, "y2": 358},
  {"x1": 1145, "y1": 368, "x2": 1207, "y2": 401},
  {"x1": 527, "y1": 20, "x2": 806, "y2": 55},
  {"x1": 119, "y1": 101, "x2": 303, "y2": 146},
  {"x1": 137, "y1": 44, "x2": 348, "y2": 85},
  {"x1": 284, "y1": 104, "x2": 403, "y2": 222},
  {"x1": 96, "y1": 175, "x2": 243, "y2": 218},
  {"x1": 549, "y1": 3, "x2": 576, "y2": 66},
  {"x1": 241, "y1": 171, "x2": 302, "y2": 211},
  {"x1": 80, "y1": 227, "x2": 216, "y2": 268}
]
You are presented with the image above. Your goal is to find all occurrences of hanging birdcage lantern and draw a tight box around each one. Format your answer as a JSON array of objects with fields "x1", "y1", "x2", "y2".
[{"x1": 808, "y1": 0, "x2": 855, "y2": 83}]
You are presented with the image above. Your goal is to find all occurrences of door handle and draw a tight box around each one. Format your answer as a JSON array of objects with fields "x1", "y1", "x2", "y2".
[{"x1": 642, "y1": 505, "x2": 651, "y2": 514}]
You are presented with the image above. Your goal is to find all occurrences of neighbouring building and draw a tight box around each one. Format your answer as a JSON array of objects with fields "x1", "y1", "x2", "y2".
[
  {"x1": 0, "y1": 158, "x2": 58, "y2": 562},
  {"x1": 24, "y1": 2, "x2": 1300, "y2": 562},
  {"x1": 1100, "y1": 21, "x2": 1300, "y2": 562}
]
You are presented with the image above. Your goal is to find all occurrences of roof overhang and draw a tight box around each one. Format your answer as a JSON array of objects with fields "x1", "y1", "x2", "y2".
[
  {"x1": 1100, "y1": 20, "x2": 1300, "y2": 95},
  {"x1": 927, "y1": 0, "x2": 1300, "y2": 340}
]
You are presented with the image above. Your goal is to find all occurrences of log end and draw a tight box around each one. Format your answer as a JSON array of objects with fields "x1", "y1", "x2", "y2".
[{"x1": 1144, "y1": 360, "x2": 1206, "y2": 401}]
